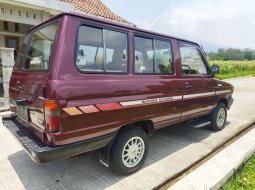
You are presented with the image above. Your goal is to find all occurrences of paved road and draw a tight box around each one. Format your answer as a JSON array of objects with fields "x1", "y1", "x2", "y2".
[{"x1": 0, "y1": 77, "x2": 255, "y2": 190}]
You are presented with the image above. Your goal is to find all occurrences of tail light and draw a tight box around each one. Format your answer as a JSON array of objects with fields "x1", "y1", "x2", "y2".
[{"x1": 45, "y1": 100, "x2": 60, "y2": 133}]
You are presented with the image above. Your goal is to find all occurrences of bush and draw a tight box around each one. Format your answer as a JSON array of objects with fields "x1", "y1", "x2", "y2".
[{"x1": 209, "y1": 61, "x2": 255, "y2": 79}]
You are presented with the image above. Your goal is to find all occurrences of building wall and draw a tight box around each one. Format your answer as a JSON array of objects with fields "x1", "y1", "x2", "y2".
[
  {"x1": 0, "y1": 21, "x2": 32, "y2": 34},
  {"x1": 0, "y1": 0, "x2": 75, "y2": 106},
  {"x1": 0, "y1": 21, "x2": 32, "y2": 50},
  {"x1": 0, "y1": 3, "x2": 43, "y2": 25},
  {"x1": 0, "y1": 35, "x2": 4, "y2": 47},
  {"x1": 0, "y1": 0, "x2": 74, "y2": 25},
  {"x1": 0, "y1": 0, "x2": 75, "y2": 51}
]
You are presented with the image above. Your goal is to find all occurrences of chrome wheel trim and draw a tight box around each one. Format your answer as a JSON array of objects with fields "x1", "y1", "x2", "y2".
[
  {"x1": 217, "y1": 108, "x2": 226, "y2": 127},
  {"x1": 122, "y1": 136, "x2": 145, "y2": 168}
]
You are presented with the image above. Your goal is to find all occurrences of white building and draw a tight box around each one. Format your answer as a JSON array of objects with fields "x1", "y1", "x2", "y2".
[
  {"x1": 0, "y1": 0, "x2": 131, "y2": 108},
  {"x1": 0, "y1": 0, "x2": 131, "y2": 57}
]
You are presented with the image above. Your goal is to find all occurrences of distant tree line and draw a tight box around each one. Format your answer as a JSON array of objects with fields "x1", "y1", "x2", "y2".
[{"x1": 207, "y1": 48, "x2": 255, "y2": 61}]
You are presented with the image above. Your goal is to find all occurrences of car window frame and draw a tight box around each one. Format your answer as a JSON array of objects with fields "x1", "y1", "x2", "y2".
[
  {"x1": 179, "y1": 40, "x2": 211, "y2": 77},
  {"x1": 133, "y1": 36, "x2": 154, "y2": 74},
  {"x1": 13, "y1": 33, "x2": 32, "y2": 71},
  {"x1": 133, "y1": 33, "x2": 175, "y2": 75},
  {"x1": 74, "y1": 23, "x2": 130, "y2": 75},
  {"x1": 19, "y1": 20, "x2": 60, "y2": 73}
]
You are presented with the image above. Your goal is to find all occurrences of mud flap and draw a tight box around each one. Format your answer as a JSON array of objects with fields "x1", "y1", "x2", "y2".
[
  {"x1": 99, "y1": 134, "x2": 116, "y2": 168},
  {"x1": 99, "y1": 144, "x2": 111, "y2": 167}
]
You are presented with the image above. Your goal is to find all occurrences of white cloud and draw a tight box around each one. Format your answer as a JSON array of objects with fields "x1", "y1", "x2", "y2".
[{"x1": 134, "y1": 0, "x2": 255, "y2": 49}]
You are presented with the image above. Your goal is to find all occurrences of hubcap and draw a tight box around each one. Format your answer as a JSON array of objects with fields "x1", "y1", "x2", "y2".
[
  {"x1": 217, "y1": 108, "x2": 226, "y2": 127},
  {"x1": 122, "y1": 136, "x2": 145, "y2": 168}
]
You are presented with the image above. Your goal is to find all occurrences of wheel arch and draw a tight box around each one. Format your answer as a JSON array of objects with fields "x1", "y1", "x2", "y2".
[
  {"x1": 219, "y1": 98, "x2": 228, "y2": 108},
  {"x1": 99, "y1": 121, "x2": 153, "y2": 171},
  {"x1": 115, "y1": 120, "x2": 154, "y2": 137}
]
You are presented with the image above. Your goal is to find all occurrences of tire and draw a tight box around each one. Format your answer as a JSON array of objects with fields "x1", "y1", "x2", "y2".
[
  {"x1": 109, "y1": 127, "x2": 149, "y2": 175},
  {"x1": 209, "y1": 103, "x2": 227, "y2": 131}
]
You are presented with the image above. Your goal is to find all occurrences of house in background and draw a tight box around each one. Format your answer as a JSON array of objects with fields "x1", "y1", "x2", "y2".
[
  {"x1": 0, "y1": 0, "x2": 132, "y2": 57},
  {"x1": 0, "y1": 0, "x2": 132, "y2": 108}
]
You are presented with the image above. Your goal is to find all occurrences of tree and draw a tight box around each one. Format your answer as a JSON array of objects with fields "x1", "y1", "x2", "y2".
[
  {"x1": 207, "y1": 48, "x2": 255, "y2": 61},
  {"x1": 243, "y1": 48, "x2": 255, "y2": 60}
]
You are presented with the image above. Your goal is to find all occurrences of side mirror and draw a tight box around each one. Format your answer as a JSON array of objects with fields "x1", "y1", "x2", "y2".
[{"x1": 211, "y1": 64, "x2": 220, "y2": 75}]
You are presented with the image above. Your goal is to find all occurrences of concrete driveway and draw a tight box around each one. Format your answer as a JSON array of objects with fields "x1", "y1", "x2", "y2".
[{"x1": 0, "y1": 77, "x2": 255, "y2": 190}]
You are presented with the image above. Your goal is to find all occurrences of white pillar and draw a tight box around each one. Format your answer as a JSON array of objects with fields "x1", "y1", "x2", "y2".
[{"x1": 0, "y1": 47, "x2": 14, "y2": 108}]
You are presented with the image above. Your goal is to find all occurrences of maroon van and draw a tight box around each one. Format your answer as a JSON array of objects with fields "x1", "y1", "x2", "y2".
[{"x1": 2, "y1": 12, "x2": 233, "y2": 175}]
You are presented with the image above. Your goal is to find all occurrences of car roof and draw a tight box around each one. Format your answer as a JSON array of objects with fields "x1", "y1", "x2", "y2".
[{"x1": 28, "y1": 12, "x2": 200, "y2": 47}]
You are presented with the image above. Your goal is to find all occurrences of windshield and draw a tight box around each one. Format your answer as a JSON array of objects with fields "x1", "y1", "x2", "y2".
[{"x1": 14, "y1": 22, "x2": 58, "y2": 71}]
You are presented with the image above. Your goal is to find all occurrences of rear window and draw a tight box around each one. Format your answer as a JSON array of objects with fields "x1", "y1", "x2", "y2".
[
  {"x1": 14, "y1": 34, "x2": 31, "y2": 70},
  {"x1": 23, "y1": 23, "x2": 58, "y2": 71},
  {"x1": 76, "y1": 25, "x2": 128, "y2": 73}
]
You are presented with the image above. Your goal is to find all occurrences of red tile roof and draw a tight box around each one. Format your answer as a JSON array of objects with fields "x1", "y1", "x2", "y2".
[{"x1": 60, "y1": 0, "x2": 132, "y2": 25}]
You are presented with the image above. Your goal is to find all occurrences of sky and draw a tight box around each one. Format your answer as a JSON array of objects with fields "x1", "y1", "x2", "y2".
[{"x1": 102, "y1": 0, "x2": 255, "y2": 51}]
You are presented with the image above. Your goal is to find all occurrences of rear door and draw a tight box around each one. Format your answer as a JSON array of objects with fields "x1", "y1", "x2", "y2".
[
  {"x1": 9, "y1": 22, "x2": 59, "y2": 132},
  {"x1": 178, "y1": 41, "x2": 216, "y2": 120}
]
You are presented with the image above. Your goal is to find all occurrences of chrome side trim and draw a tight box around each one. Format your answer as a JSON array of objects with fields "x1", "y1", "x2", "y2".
[
  {"x1": 63, "y1": 89, "x2": 232, "y2": 112},
  {"x1": 120, "y1": 96, "x2": 182, "y2": 107},
  {"x1": 183, "y1": 92, "x2": 215, "y2": 99},
  {"x1": 216, "y1": 90, "x2": 231, "y2": 95}
]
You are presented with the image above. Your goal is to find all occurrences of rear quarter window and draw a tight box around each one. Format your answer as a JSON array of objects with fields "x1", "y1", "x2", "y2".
[{"x1": 75, "y1": 25, "x2": 128, "y2": 73}]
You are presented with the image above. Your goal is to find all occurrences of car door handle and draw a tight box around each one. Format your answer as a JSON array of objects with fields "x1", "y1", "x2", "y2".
[{"x1": 185, "y1": 85, "x2": 193, "y2": 90}]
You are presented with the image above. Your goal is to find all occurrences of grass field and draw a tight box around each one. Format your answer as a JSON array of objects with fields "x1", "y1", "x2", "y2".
[
  {"x1": 209, "y1": 60, "x2": 255, "y2": 79},
  {"x1": 221, "y1": 154, "x2": 255, "y2": 190},
  {"x1": 218, "y1": 60, "x2": 255, "y2": 189}
]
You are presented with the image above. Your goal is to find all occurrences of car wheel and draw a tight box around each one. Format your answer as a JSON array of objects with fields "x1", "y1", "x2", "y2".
[
  {"x1": 209, "y1": 103, "x2": 227, "y2": 131},
  {"x1": 109, "y1": 127, "x2": 149, "y2": 175}
]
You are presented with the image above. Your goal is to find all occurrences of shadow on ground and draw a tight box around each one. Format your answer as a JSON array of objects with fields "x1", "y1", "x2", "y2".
[{"x1": 8, "y1": 120, "x2": 218, "y2": 189}]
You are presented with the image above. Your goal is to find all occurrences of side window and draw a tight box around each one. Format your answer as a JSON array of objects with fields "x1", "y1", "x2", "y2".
[
  {"x1": 24, "y1": 23, "x2": 58, "y2": 70},
  {"x1": 180, "y1": 43, "x2": 208, "y2": 75},
  {"x1": 134, "y1": 36, "x2": 173, "y2": 74},
  {"x1": 105, "y1": 30, "x2": 127, "y2": 72},
  {"x1": 134, "y1": 37, "x2": 153, "y2": 73},
  {"x1": 76, "y1": 25, "x2": 128, "y2": 73},
  {"x1": 76, "y1": 26, "x2": 104, "y2": 71},
  {"x1": 154, "y1": 40, "x2": 173, "y2": 74}
]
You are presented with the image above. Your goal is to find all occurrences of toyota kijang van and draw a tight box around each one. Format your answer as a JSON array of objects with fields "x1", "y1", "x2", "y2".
[{"x1": 3, "y1": 12, "x2": 234, "y2": 175}]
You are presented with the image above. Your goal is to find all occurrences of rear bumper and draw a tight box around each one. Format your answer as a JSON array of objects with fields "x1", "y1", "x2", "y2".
[{"x1": 2, "y1": 115, "x2": 114, "y2": 163}]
